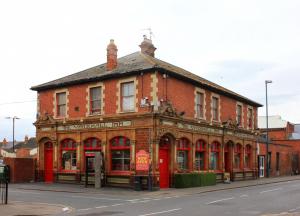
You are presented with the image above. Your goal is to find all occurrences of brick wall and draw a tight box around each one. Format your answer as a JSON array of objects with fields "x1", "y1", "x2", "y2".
[
  {"x1": 38, "y1": 71, "x2": 258, "y2": 129},
  {"x1": 4, "y1": 157, "x2": 36, "y2": 183}
]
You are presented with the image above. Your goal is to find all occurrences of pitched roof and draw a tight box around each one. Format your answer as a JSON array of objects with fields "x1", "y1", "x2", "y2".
[{"x1": 31, "y1": 52, "x2": 262, "y2": 107}]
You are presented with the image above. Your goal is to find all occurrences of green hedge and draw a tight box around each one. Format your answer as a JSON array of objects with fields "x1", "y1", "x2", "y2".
[{"x1": 174, "y1": 173, "x2": 216, "y2": 188}]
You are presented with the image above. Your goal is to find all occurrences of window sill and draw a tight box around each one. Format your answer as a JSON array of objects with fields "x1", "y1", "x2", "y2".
[
  {"x1": 119, "y1": 110, "x2": 136, "y2": 114},
  {"x1": 108, "y1": 171, "x2": 132, "y2": 175},
  {"x1": 88, "y1": 113, "x2": 102, "y2": 117}
]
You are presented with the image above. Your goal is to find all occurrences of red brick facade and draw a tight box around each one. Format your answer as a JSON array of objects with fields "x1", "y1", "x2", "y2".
[{"x1": 32, "y1": 38, "x2": 262, "y2": 188}]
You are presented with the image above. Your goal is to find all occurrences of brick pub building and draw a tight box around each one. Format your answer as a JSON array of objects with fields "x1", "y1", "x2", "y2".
[{"x1": 31, "y1": 37, "x2": 262, "y2": 188}]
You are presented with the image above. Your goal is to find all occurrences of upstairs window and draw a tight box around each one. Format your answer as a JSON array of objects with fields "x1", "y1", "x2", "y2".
[
  {"x1": 196, "y1": 92, "x2": 204, "y2": 118},
  {"x1": 57, "y1": 92, "x2": 66, "y2": 117},
  {"x1": 90, "y1": 87, "x2": 102, "y2": 114},
  {"x1": 212, "y1": 97, "x2": 219, "y2": 121},
  {"x1": 237, "y1": 104, "x2": 242, "y2": 126},
  {"x1": 248, "y1": 108, "x2": 253, "y2": 128},
  {"x1": 121, "y1": 82, "x2": 134, "y2": 112}
]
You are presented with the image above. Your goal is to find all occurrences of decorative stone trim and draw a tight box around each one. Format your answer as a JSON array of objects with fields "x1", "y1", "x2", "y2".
[
  {"x1": 37, "y1": 93, "x2": 40, "y2": 118},
  {"x1": 150, "y1": 72, "x2": 158, "y2": 107},
  {"x1": 236, "y1": 102, "x2": 244, "y2": 128},
  {"x1": 194, "y1": 87, "x2": 206, "y2": 120},
  {"x1": 53, "y1": 88, "x2": 69, "y2": 119},
  {"x1": 210, "y1": 93, "x2": 221, "y2": 122},
  {"x1": 117, "y1": 76, "x2": 138, "y2": 113},
  {"x1": 85, "y1": 82, "x2": 105, "y2": 117}
]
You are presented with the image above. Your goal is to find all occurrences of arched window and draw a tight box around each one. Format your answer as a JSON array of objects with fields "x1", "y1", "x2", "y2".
[
  {"x1": 84, "y1": 138, "x2": 101, "y2": 151},
  {"x1": 177, "y1": 138, "x2": 190, "y2": 170},
  {"x1": 84, "y1": 138, "x2": 102, "y2": 172},
  {"x1": 110, "y1": 136, "x2": 130, "y2": 171},
  {"x1": 234, "y1": 143, "x2": 242, "y2": 169},
  {"x1": 195, "y1": 139, "x2": 206, "y2": 170},
  {"x1": 210, "y1": 141, "x2": 220, "y2": 170},
  {"x1": 245, "y1": 144, "x2": 252, "y2": 168},
  {"x1": 61, "y1": 139, "x2": 77, "y2": 171}
]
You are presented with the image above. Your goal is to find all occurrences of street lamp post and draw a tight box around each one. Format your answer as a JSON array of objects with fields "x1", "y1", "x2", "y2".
[
  {"x1": 265, "y1": 80, "x2": 272, "y2": 178},
  {"x1": 5, "y1": 116, "x2": 20, "y2": 152}
]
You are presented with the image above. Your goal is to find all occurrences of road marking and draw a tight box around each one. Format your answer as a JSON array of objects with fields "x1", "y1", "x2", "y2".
[
  {"x1": 138, "y1": 200, "x2": 151, "y2": 203},
  {"x1": 127, "y1": 199, "x2": 141, "y2": 202},
  {"x1": 95, "y1": 205, "x2": 108, "y2": 209},
  {"x1": 289, "y1": 206, "x2": 300, "y2": 212},
  {"x1": 138, "y1": 208, "x2": 182, "y2": 216},
  {"x1": 260, "y1": 188, "x2": 282, "y2": 194},
  {"x1": 240, "y1": 194, "x2": 249, "y2": 198},
  {"x1": 70, "y1": 195, "x2": 121, "y2": 201},
  {"x1": 111, "y1": 203, "x2": 124, "y2": 206},
  {"x1": 206, "y1": 197, "x2": 235, "y2": 205},
  {"x1": 77, "y1": 208, "x2": 92, "y2": 211}
]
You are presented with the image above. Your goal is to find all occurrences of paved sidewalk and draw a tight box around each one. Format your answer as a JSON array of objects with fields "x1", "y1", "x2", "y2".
[
  {"x1": 0, "y1": 201, "x2": 72, "y2": 216},
  {"x1": 10, "y1": 175, "x2": 300, "y2": 197}
]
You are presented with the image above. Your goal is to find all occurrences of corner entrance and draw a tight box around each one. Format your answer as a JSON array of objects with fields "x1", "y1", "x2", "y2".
[
  {"x1": 159, "y1": 135, "x2": 172, "y2": 188},
  {"x1": 44, "y1": 142, "x2": 53, "y2": 183}
]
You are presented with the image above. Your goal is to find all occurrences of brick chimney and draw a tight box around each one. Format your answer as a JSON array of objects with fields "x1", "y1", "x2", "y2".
[
  {"x1": 106, "y1": 39, "x2": 118, "y2": 71},
  {"x1": 24, "y1": 135, "x2": 29, "y2": 144},
  {"x1": 139, "y1": 35, "x2": 156, "y2": 57},
  {"x1": 2, "y1": 138, "x2": 7, "y2": 145}
]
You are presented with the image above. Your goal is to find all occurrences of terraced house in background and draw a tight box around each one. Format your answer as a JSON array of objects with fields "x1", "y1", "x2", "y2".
[{"x1": 31, "y1": 36, "x2": 262, "y2": 189}]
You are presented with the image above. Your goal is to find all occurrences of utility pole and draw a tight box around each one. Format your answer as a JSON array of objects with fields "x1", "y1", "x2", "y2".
[{"x1": 5, "y1": 116, "x2": 20, "y2": 152}]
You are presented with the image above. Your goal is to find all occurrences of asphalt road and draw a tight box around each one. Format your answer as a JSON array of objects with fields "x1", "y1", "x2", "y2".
[{"x1": 7, "y1": 180, "x2": 300, "y2": 216}]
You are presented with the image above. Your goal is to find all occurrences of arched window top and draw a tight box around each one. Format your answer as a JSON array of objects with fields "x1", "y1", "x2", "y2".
[
  {"x1": 110, "y1": 136, "x2": 130, "y2": 149},
  {"x1": 211, "y1": 141, "x2": 220, "y2": 152},
  {"x1": 245, "y1": 144, "x2": 252, "y2": 153},
  {"x1": 195, "y1": 139, "x2": 206, "y2": 151},
  {"x1": 177, "y1": 138, "x2": 190, "y2": 150},
  {"x1": 45, "y1": 142, "x2": 53, "y2": 149},
  {"x1": 235, "y1": 143, "x2": 242, "y2": 153},
  {"x1": 84, "y1": 138, "x2": 101, "y2": 150},
  {"x1": 61, "y1": 138, "x2": 76, "y2": 150}
]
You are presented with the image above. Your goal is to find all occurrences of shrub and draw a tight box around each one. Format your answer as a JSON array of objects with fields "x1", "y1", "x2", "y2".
[{"x1": 174, "y1": 173, "x2": 216, "y2": 188}]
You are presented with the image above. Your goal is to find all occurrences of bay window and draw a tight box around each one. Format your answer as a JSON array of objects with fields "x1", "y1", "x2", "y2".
[
  {"x1": 110, "y1": 136, "x2": 131, "y2": 171},
  {"x1": 234, "y1": 143, "x2": 242, "y2": 169},
  {"x1": 177, "y1": 138, "x2": 190, "y2": 170},
  {"x1": 195, "y1": 139, "x2": 206, "y2": 170},
  {"x1": 61, "y1": 139, "x2": 77, "y2": 171},
  {"x1": 210, "y1": 141, "x2": 220, "y2": 170},
  {"x1": 245, "y1": 144, "x2": 252, "y2": 168}
]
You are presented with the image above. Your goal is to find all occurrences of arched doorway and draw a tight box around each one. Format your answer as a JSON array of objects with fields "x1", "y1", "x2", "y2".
[
  {"x1": 44, "y1": 142, "x2": 53, "y2": 183},
  {"x1": 159, "y1": 134, "x2": 172, "y2": 188}
]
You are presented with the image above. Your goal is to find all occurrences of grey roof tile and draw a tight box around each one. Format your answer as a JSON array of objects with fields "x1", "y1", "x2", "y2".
[{"x1": 31, "y1": 52, "x2": 262, "y2": 107}]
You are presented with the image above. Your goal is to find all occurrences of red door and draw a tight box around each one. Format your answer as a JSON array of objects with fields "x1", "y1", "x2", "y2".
[
  {"x1": 159, "y1": 149, "x2": 169, "y2": 188},
  {"x1": 44, "y1": 142, "x2": 53, "y2": 183}
]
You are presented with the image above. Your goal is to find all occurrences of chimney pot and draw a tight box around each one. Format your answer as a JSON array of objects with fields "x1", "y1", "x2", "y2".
[
  {"x1": 139, "y1": 35, "x2": 156, "y2": 57},
  {"x1": 106, "y1": 39, "x2": 118, "y2": 71}
]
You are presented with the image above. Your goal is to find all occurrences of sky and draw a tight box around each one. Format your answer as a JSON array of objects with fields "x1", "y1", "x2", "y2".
[{"x1": 0, "y1": 0, "x2": 300, "y2": 141}]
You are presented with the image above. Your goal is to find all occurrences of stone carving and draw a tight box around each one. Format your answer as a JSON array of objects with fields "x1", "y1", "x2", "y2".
[
  {"x1": 158, "y1": 101, "x2": 184, "y2": 118},
  {"x1": 222, "y1": 118, "x2": 239, "y2": 130},
  {"x1": 35, "y1": 113, "x2": 56, "y2": 125}
]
